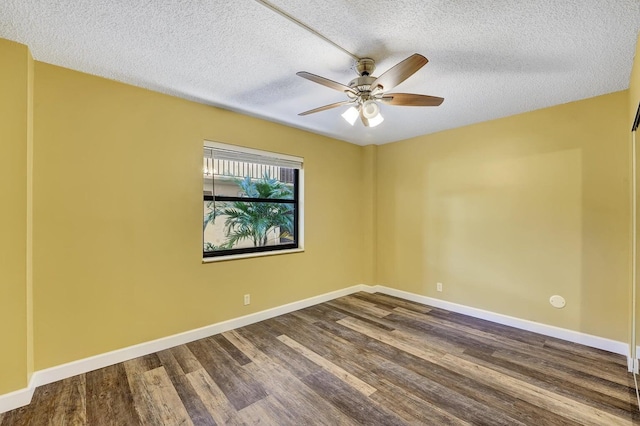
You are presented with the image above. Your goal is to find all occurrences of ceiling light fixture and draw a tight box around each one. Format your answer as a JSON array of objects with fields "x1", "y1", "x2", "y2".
[
  {"x1": 257, "y1": 0, "x2": 443, "y2": 129},
  {"x1": 361, "y1": 100, "x2": 384, "y2": 127},
  {"x1": 297, "y1": 54, "x2": 443, "y2": 127},
  {"x1": 366, "y1": 111, "x2": 384, "y2": 127},
  {"x1": 341, "y1": 106, "x2": 359, "y2": 126},
  {"x1": 362, "y1": 100, "x2": 379, "y2": 119}
]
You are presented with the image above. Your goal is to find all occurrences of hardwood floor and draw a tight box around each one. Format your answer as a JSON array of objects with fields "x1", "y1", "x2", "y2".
[{"x1": 2, "y1": 292, "x2": 639, "y2": 425}]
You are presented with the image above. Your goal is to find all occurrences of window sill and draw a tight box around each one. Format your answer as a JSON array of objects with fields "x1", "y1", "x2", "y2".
[{"x1": 202, "y1": 248, "x2": 304, "y2": 263}]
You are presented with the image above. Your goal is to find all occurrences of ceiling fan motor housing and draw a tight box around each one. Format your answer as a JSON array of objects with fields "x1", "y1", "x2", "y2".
[{"x1": 355, "y1": 58, "x2": 376, "y2": 76}]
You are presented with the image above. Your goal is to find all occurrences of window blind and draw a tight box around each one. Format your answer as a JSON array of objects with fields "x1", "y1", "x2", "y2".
[{"x1": 204, "y1": 146, "x2": 302, "y2": 169}]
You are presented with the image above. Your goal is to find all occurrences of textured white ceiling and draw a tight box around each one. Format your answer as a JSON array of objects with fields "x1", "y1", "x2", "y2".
[{"x1": 1, "y1": 1, "x2": 639, "y2": 145}]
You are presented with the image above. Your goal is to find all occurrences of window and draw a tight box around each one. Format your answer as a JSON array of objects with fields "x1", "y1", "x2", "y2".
[{"x1": 203, "y1": 142, "x2": 303, "y2": 259}]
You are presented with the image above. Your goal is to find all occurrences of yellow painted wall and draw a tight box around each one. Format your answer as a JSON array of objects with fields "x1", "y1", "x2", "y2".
[
  {"x1": 0, "y1": 39, "x2": 32, "y2": 394},
  {"x1": 629, "y1": 34, "x2": 640, "y2": 128},
  {"x1": 629, "y1": 32, "x2": 640, "y2": 348},
  {"x1": 33, "y1": 63, "x2": 368, "y2": 369},
  {"x1": 361, "y1": 145, "x2": 378, "y2": 284},
  {"x1": 376, "y1": 91, "x2": 630, "y2": 342},
  {"x1": 26, "y1": 38, "x2": 35, "y2": 382}
]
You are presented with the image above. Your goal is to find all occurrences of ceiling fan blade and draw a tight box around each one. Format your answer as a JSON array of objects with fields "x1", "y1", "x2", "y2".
[
  {"x1": 370, "y1": 54, "x2": 428, "y2": 92},
  {"x1": 296, "y1": 71, "x2": 356, "y2": 94},
  {"x1": 298, "y1": 100, "x2": 354, "y2": 116},
  {"x1": 380, "y1": 93, "x2": 444, "y2": 106}
]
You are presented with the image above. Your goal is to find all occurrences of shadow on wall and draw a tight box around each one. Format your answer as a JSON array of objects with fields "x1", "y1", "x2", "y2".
[{"x1": 423, "y1": 148, "x2": 583, "y2": 331}]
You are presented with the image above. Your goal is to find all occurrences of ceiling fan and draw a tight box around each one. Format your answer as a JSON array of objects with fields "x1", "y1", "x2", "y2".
[{"x1": 296, "y1": 53, "x2": 444, "y2": 127}]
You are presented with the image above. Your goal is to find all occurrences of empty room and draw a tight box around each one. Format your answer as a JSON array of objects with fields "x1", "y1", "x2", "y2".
[{"x1": 3, "y1": 1, "x2": 640, "y2": 424}]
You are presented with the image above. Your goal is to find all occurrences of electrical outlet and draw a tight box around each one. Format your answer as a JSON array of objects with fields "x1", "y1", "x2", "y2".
[
  {"x1": 437, "y1": 282, "x2": 443, "y2": 292},
  {"x1": 244, "y1": 294, "x2": 251, "y2": 305}
]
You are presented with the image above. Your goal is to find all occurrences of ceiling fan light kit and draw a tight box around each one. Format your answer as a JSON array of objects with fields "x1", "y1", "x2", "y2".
[
  {"x1": 366, "y1": 110, "x2": 384, "y2": 127},
  {"x1": 297, "y1": 54, "x2": 444, "y2": 128},
  {"x1": 362, "y1": 100, "x2": 379, "y2": 119},
  {"x1": 361, "y1": 100, "x2": 384, "y2": 127},
  {"x1": 341, "y1": 106, "x2": 360, "y2": 126}
]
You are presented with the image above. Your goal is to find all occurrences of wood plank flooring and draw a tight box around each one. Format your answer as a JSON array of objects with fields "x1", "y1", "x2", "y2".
[{"x1": 2, "y1": 292, "x2": 639, "y2": 425}]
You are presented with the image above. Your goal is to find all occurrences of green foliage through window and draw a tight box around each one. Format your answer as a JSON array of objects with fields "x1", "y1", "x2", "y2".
[{"x1": 204, "y1": 174, "x2": 294, "y2": 248}]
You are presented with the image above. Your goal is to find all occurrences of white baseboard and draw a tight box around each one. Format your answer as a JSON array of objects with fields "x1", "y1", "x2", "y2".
[
  {"x1": 371, "y1": 285, "x2": 630, "y2": 360},
  {"x1": 0, "y1": 284, "x2": 368, "y2": 414},
  {"x1": 0, "y1": 378, "x2": 35, "y2": 416},
  {"x1": 1, "y1": 283, "x2": 632, "y2": 413}
]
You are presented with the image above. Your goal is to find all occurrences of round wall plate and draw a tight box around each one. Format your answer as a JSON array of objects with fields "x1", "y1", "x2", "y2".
[{"x1": 549, "y1": 295, "x2": 566, "y2": 309}]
